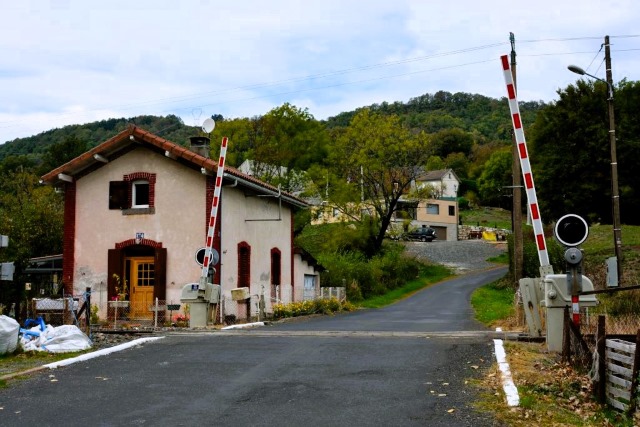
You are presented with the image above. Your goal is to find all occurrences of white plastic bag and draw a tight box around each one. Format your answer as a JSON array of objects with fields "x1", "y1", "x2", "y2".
[
  {"x1": 0, "y1": 315, "x2": 19, "y2": 354},
  {"x1": 20, "y1": 324, "x2": 92, "y2": 353}
]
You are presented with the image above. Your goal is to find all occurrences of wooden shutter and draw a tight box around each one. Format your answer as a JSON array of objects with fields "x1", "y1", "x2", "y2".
[
  {"x1": 107, "y1": 249, "x2": 123, "y2": 299},
  {"x1": 238, "y1": 243, "x2": 251, "y2": 288},
  {"x1": 154, "y1": 247, "x2": 167, "y2": 301},
  {"x1": 109, "y1": 181, "x2": 128, "y2": 209}
]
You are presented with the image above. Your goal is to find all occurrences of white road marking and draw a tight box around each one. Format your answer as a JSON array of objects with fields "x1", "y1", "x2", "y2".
[{"x1": 493, "y1": 338, "x2": 520, "y2": 407}]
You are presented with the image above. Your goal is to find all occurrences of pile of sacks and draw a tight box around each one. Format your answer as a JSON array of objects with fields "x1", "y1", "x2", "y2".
[{"x1": 0, "y1": 315, "x2": 92, "y2": 354}]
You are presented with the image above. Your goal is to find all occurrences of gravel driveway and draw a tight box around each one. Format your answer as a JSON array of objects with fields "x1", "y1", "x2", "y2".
[{"x1": 402, "y1": 239, "x2": 508, "y2": 274}]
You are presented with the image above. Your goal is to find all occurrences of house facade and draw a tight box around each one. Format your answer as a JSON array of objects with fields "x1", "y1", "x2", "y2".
[
  {"x1": 414, "y1": 168, "x2": 460, "y2": 198},
  {"x1": 392, "y1": 169, "x2": 460, "y2": 241},
  {"x1": 40, "y1": 126, "x2": 321, "y2": 322}
]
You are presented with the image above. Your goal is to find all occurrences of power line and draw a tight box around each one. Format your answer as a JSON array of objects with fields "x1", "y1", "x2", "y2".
[
  {"x1": 0, "y1": 42, "x2": 507, "y2": 128},
  {"x1": 170, "y1": 59, "x2": 498, "y2": 115},
  {"x1": 1, "y1": 35, "x2": 638, "y2": 133}
]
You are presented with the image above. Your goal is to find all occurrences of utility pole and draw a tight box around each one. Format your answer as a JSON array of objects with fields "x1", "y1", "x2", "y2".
[
  {"x1": 604, "y1": 35, "x2": 623, "y2": 282},
  {"x1": 510, "y1": 32, "x2": 524, "y2": 285}
]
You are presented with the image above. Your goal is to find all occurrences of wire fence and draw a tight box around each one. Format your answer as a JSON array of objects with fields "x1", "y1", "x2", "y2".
[{"x1": 23, "y1": 286, "x2": 347, "y2": 331}]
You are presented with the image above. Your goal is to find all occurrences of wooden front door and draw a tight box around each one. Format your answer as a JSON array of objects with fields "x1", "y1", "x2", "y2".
[{"x1": 129, "y1": 257, "x2": 155, "y2": 319}]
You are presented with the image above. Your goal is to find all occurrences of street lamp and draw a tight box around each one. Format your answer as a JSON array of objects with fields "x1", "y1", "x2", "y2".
[
  {"x1": 568, "y1": 64, "x2": 622, "y2": 284},
  {"x1": 567, "y1": 65, "x2": 614, "y2": 99}
]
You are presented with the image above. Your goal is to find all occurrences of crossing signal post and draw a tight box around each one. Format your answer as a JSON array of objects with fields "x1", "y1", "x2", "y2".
[
  {"x1": 543, "y1": 214, "x2": 598, "y2": 352},
  {"x1": 555, "y1": 214, "x2": 589, "y2": 327}
]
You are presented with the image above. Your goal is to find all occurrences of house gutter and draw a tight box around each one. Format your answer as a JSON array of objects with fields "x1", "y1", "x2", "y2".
[{"x1": 223, "y1": 172, "x2": 307, "y2": 209}]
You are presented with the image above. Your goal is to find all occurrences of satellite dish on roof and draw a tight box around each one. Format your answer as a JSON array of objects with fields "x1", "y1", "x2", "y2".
[{"x1": 202, "y1": 118, "x2": 215, "y2": 134}]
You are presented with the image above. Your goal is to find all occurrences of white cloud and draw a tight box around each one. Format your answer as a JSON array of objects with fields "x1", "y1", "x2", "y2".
[{"x1": 1, "y1": 0, "x2": 639, "y2": 143}]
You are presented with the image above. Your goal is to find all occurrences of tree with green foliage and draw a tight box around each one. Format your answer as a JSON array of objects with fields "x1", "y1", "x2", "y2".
[
  {"x1": 39, "y1": 135, "x2": 88, "y2": 175},
  {"x1": 217, "y1": 103, "x2": 330, "y2": 193},
  {"x1": 444, "y1": 152, "x2": 470, "y2": 179},
  {"x1": 429, "y1": 127, "x2": 474, "y2": 158},
  {"x1": 425, "y1": 156, "x2": 445, "y2": 171},
  {"x1": 477, "y1": 148, "x2": 512, "y2": 209},
  {"x1": 329, "y1": 109, "x2": 433, "y2": 254},
  {"x1": 0, "y1": 166, "x2": 63, "y2": 317},
  {"x1": 529, "y1": 79, "x2": 640, "y2": 224}
]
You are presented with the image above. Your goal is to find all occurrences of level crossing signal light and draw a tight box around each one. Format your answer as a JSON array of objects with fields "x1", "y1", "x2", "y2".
[
  {"x1": 554, "y1": 214, "x2": 590, "y2": 326},
  {"x1": 554, "y1": 214, "x2": 589, "y2": 248}
]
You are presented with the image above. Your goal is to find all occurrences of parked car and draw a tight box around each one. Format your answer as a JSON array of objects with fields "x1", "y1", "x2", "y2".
[{"x1": 403, "y1": 226, "x2": 437, "y2": 242}]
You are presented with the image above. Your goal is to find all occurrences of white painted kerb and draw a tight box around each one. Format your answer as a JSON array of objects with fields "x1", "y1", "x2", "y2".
[
  {"x1": 493, "y1": 338, "x2": 520, "y2": 407},
  {"x1": 43, "y1": 337, "x2": 164, "y2": 369},
  {"x1": 221, "y1": 322, "x2": 265, "y2": 330}
]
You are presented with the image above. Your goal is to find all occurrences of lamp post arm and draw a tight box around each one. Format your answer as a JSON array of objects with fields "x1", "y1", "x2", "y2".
[{"x1": 582, "y1": 71, "x2": 614, "y2": 100}]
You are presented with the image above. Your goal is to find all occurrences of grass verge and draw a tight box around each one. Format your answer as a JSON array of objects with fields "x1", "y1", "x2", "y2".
[
  {"x1": 0, "y1": 349, "x2": 90, "y2": 381},
  {"x1": 358, "y1": 264, "x2": 451, "y2": 308},
  {"x1": 471, "y1": 281, "x2": 515, "y2": 326},
  {"x1": 475, "y1": 341, "x2": 639, "y2": 426}
]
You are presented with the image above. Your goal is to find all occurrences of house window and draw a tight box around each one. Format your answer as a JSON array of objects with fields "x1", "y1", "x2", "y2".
[
  {"x1": 449, "y1": 205, "x2": 455, "y2": 216},
  {"x1": 109, "y1": 172, "x2": 156, "y2": 214},
  {"x1": 238, "y1": 242, "x2": 251, "y2": 289},
  {"x1": 132, "y1": 180, "x2": 150, "y2": 208},
  {"x1": 426, "y1": 203, "x2": 440, "y2": 215}
]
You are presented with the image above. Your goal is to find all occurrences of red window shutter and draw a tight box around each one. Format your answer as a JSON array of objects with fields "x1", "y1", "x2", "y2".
[{"x1": 238, "y1": 243, "x2": 251, "y2": 288}]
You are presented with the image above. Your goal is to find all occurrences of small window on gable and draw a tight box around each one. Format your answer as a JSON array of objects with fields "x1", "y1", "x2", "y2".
[
  {"x1": 109, "y1": 173, "x2": 155, "y2": 214},
  {"x1": 449, "y1": 205, "x2": 455, "y2": 216},
  {"x1": 132, "y1": 180, "x2": 150, "y2": 208}
]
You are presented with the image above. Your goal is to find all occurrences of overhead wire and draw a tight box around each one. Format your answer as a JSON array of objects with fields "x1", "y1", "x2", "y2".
[{"x1": 0, "y1": 35, "x2": 638, "y2": 133}]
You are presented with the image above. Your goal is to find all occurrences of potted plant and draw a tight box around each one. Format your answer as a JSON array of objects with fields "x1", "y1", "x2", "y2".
[{"x1": 109, "y1": 274, "x2": 129, "y2": 308}]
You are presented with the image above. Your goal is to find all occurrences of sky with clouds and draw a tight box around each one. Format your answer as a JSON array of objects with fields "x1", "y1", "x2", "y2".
[{"x1": 1, "y1": 0, "x2": 639, "y2": 144}]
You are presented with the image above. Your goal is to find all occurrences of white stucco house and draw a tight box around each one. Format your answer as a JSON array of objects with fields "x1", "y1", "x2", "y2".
[
  {"x1": 414, "y1": 168, "x2": 460, "y2": 198},
  {"x1": 40, "y1": 125, "x2": 322, "y2": 323}
]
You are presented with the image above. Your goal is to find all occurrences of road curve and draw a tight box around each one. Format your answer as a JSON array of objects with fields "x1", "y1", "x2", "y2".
[{"x1": 268, "y1": 266, "x2": 508, "y2": 333}]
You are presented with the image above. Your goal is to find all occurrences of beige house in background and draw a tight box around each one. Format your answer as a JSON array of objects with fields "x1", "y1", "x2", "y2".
[
  {"x1": 40, "y1": 126, "x2": 322, "y2": 322},
  {"x1": 311, "y1": 168, "x2": 460, "y2": 241},
  {"x1": 393, "y1": 168, "x2": 460, "y2": 241}
]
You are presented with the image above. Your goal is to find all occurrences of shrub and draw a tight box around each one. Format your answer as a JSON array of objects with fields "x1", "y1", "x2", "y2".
[
  {"x1": 457, "y1": 196, "x2": 470, "y2": 210},
  {"x1": 318, "y1": 244, "x2": 422, "y2": 299},
  {"x1": 271, "y1": 297, "x2": 355, "y2": 320}
]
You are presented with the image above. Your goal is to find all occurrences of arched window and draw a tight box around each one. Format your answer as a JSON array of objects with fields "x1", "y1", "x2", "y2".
[{"x1": 238, "y1": 242, "x2": 251, "y2": 289}]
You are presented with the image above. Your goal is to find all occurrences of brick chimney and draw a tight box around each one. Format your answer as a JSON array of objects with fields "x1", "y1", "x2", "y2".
[{"x1": 189, "y1": 136, "x2": 211, "y2": 159}]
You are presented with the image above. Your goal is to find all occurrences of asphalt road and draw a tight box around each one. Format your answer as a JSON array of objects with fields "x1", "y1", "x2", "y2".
[
  {"x1": 267, "y1": 267, "x2": 507, "y2": 333},
  {"x1": 0, "y1": 264, "x2": 508, "y2": 427}
]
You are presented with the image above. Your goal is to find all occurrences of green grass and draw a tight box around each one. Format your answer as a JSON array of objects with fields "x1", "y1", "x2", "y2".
[
  {"x1": 358, "y1": 264, "x2": 451, "y2": 308},
  {"x1": 487, "y1": 252, "x2": 509, "y2": 264},
  {"x1": 0, "y1": 348, "x2": 92, "y2": 379},
  {"x1": 459, "y1": 206, "x2": 512, "y2": 230},
  {"x1": 471, "y1": 281, "x2": 515, "y2": 325}
]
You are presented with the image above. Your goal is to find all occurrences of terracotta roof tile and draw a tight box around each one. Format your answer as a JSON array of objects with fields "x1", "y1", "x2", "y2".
[{"x1": 40, "y1": 125, "x2": 308, "y2": 207}]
